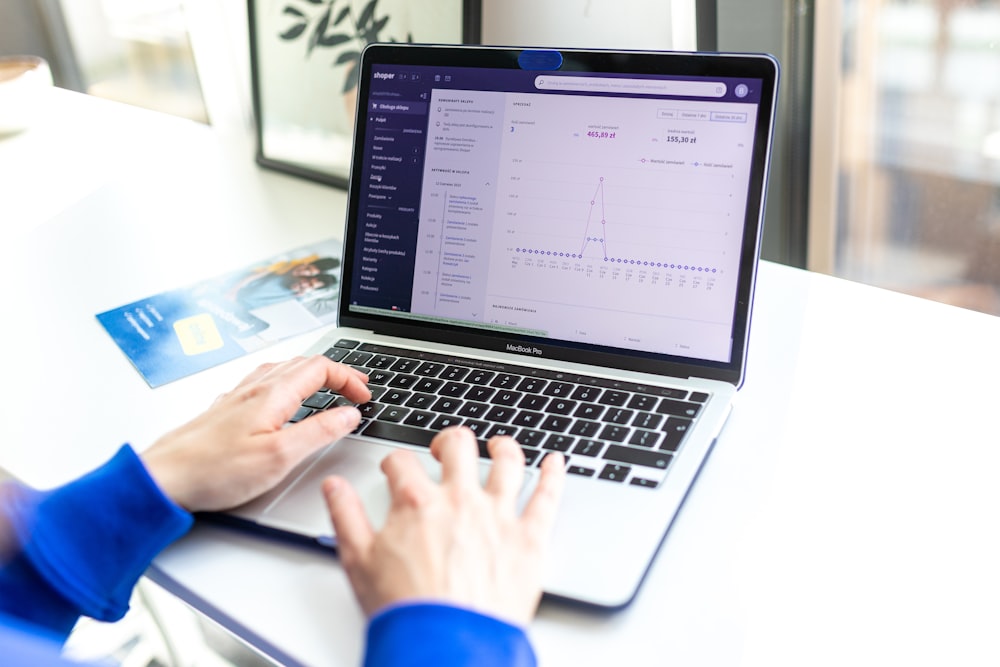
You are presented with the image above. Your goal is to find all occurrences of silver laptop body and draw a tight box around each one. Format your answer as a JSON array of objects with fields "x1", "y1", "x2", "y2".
[{"x1": 225, "y1": 44, "x2": 779, "y2": 609}]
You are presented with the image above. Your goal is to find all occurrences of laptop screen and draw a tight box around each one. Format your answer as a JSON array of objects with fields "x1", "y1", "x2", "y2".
[{"x1": 340, "y1": 46, "x2": 778, "y2": 385}]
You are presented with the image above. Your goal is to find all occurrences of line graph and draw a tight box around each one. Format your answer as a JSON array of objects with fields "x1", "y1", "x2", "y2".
[{"x1": 506, "y1": 175, "x2": 721, "y2": 273}]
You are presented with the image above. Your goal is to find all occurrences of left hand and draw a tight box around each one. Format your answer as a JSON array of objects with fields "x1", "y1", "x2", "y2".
[{"x1": 142, "y1": 355, "x2": 371, "y2": 512}]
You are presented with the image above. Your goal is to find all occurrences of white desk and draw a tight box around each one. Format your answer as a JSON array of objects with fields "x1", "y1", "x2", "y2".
[{"x1": 3, "y1": 90, "x2": 999, "y2": 666}]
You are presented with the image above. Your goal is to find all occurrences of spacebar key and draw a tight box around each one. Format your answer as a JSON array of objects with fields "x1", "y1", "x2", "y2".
[
  {"x1": 361, "y1": 421, "x2": 491, "y2": 458},
  {"x1": 361, "y1": 421, "x2": 436, "y2": 447}
]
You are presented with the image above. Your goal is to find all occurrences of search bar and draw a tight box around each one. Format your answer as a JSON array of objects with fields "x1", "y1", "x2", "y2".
[{"x1": 535, "y1": 75, "x2": 727, "y2": 98}]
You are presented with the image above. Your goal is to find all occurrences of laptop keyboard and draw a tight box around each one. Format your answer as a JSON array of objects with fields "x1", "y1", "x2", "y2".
[{"x1": 293, "y1": 339, "x2": 710, "y2": 490}]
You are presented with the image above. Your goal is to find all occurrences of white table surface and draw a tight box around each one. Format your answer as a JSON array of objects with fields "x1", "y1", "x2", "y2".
[{"x1": 2, "y1": 89, "x2": 999, "y2": 666}]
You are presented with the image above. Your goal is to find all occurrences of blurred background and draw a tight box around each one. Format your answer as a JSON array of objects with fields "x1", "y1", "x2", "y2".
[{"x1": 3, "y1": 0, "x2": 997, "y2": 315}]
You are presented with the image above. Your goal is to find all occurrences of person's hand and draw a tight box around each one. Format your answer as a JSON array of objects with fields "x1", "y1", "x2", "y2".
[
  {"x1": 323, "y1": 427, "x2": 566, "y2": 627},
  {"x1": 142, "y1": 355, "x2": 371, "y2": 513}
]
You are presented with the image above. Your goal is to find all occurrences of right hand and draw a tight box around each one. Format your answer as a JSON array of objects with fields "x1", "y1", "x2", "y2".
[{"x1": 323, "y1": 427, "x2": 566, "y2": 627}]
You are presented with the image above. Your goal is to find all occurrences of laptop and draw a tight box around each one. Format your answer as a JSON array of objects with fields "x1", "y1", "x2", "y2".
[{"x1": 223, "y1": 44, "x2": 779, "y2": 609}]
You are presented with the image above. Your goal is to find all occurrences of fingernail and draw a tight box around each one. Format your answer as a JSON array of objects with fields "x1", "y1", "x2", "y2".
[
  {"x1": 323, "y1": 477, "x2": 342, "y2": 497},
  {"x1": 340, "y1": 406, "x2": 362, "y2": 426}
]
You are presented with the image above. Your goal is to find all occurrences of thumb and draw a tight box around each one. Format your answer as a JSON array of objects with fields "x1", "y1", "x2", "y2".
[{"x1": 323, "y1": 476, "x2": 374, "y2": 564}]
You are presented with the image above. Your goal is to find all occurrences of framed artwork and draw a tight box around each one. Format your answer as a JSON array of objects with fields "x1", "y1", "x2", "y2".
[{"x1": 248, "y1": 0, "x2": 482, "y2": 189}]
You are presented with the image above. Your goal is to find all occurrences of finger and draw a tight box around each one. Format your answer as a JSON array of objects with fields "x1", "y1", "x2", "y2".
[
  {"x1": 283, "y1": 405, "x2": 362, "y2": 455},
  {"x1": 323, "y1": 476, "x2": 375, "y2": 565},
  {"x1": 315, "y1": 356, "x2": 371, "y2": 403},
  {"x1": 520, "y1": 452, "x2": 566, "y2": 544},
  {"x1": 430, "y1": 427, "x2": 480, "y2": 489},
  {"x1": 483, "y1": 436, "x2": 526, "y2": 507},
  {"x1": 215, "y1": 361, "x2": 284, "y2": 402},
  {"x1": 380, "y1": 448, "x2": 434, "y2": 509},
  {"x1": 266, "y1": 356, "x2": 371, "y2": 408}
]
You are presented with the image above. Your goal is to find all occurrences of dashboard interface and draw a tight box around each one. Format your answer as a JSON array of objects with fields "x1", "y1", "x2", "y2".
[{"x1": 347, "y1": 60, "x2": 767, "y2": 365}]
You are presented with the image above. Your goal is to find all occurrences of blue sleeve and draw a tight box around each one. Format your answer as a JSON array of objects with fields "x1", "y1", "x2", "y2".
[
  {"x1": 0, "y1": 445, "x2": 193, "y2": 639},
  {"x1": 364, "y1": 603, "x2": 538, "y2": 667}
]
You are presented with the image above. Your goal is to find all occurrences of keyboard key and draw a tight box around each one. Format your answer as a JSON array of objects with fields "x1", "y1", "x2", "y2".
[
  {"x1": 289, "y1": 406, "x2": 313, "y2": 422},
  {"x1": 571, "y1": 385, "x2": 601, "y2": 402},
  {"x1": 390, "y1": 358, "x2": 420, "y2": 373},
  {"x1": 491, "y1": 373, "x2": 520, "y2": 389},
  {"x1": 572, "y1": 439, "x2": 604, "y2": 457},
  {"x1": 602, "y1": 407, "x2": 634, "y2": 424},
  {"x1": 487, "y1": 424, "x2": 518, "y2": 438},
  {"x1": 329, "y1": 396, "x2": 354, "y2": 408},
  {"x1": 632, "y1": 412, "x2": 663, "y2": 430},
  {"x1": 333, "y1": 339, "x2": 360, "y2": 349},
  {"x1": 403, "y1": 410, "x2": 435, "y2": 427},
  {"x1": 522, "y1": 447, "x2": 542, "y2": 466},
  {"x1": 512, "y1": 411, "x2": 544, "y2": 428},
  {"x1": 367, "y1": 354, "x2": 397, "y2": 369},
  {"x1": 405, "y1": 393, "x2": 435, "y2": 410},
  {"x1": 656, "y1": 399, "x2": 702, "y2": 418},
  {"x1": 457, "y1": 402, "x2": 489, "y2": 418},
  {"x1": 431, "y1": 415, "x2": 463, "y2": 430},
  {"x1": 388, "y1": 374, "x2": 419, "y2": 389},
  {"x1": 430, "y1": 397, "x2": 463, "y2": 414},
  {"x1": 597, "y1": 424, "x2": 629, "y2": 442},
  {"x1": 378, "y1": 406, "x2": 410, "y2": 423},
  {"x1": 463, "y1": 420, "x2": 490, "y2": 436},
  {"x1": 598, "y1": 464, "x2": 631, "y2": 482},
  {"x1": 630, "y1": 477, "x2": 659, "y2": 489},
  {"x1": 539, "y1": 415, "x2": 571, "y2": 432},
  {"x1": 689, "y1": 391, "x2": 710, "y2": 403},
  {"x1": 569, "y1": 420, "x2": 600, "y2": 437},
  {"x1": 629, "y1": 429, "x2": 662, "y2": 448},
  {"x1": 660, "y1": 418, "x2": 692, "y2": 451},
  {"x1": 362, "y1": 420, "x2": 435, "y2": 447},
  {"x1": 484, "y1": 406, "x2": 516, "y2": 423},
  {"x1": 441, "y1": 366, "x2": 470, "y2": 381},
  {"x1": 568, "y1": 465, "x2": 596, "y2": 477},
  {"x1": 517, "y1": 377, "x2": 547, "y2": 393},
  {"x1": 492, "y1": 390, "x2": 523, "y2": 406},
  {"x1": 516, "y1": 429, "x2": 546, "y2": 447},
  {"x1": 367, "y1": 370, "x2": 395, "y2": 385},
  {"x1": 543, "y1": 434, "x2": 575, "y2": 452},
  {"x1": 543, "y1": 381, "x2": 574, "y2": 397},
  {"x1": 627, "y1": 394, "x2": 658, "y2": 411},
  {"x1": 467, "y1": 370, "x2": 495, "y2": 385},
  {"x1": 518, "y1": 394, "x2": 549, "y2": 411},
  {"x1": 323, "y1": 347, "x2": 350, "y2": 362},
  {"x1": 358, "y1": 402, "x2": 384, "y2": 418},
  {"x1": 381, "y1": 389, "x2": 412, "y2": 405},
  {"x1": 439, "y1": 382, "x2": 470, "y2": 398},
  {"x1": 416, "y1": 362, "x2": 445, "y2": 376},
  {"x1": 599, "y1": 390, "x2": 629, "y2": 406},
  {"x1": 344, "y1": 351, "x2": 373, "y2": 365},
  {"x1": 367, "y1": 386, "x2": 387, "y2": 401},
  {"x1": 413, "y1": 378, "x2": 443, "y2": 393},
  {"x1": 546, "y1": 398, "x2": 577, "y2": 415},
  {"x1": 603, "y1": 444, "x2": 672, "y2": 470},
  {"x1": 573, "y1": 404, "x2": 604, "y2": 420},
  {"x1": 302, "y1": 392, "x2": 335, "y2": 409},
  {"x1": 465, "y1": 386, "x2": 496, "y2": 402}
]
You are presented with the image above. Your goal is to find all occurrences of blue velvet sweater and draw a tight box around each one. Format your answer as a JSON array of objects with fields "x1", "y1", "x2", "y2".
[{"x1": 0, "y1": 445, "x2": 536, "y2": 666}]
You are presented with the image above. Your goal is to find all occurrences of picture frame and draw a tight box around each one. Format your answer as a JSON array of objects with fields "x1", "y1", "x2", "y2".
[{"x1": 248, "y1": 0, "x2": 482, "y2": 189}]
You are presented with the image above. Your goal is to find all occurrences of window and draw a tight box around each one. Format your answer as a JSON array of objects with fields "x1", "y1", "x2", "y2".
[{"x1": 811, "y1": 0, "x2": 1000, "y2": 316}]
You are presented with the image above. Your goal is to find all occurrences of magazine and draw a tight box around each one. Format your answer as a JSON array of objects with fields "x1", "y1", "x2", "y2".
[{"x1": 97, "y1": 239, "x2": 342, "y2": 387}]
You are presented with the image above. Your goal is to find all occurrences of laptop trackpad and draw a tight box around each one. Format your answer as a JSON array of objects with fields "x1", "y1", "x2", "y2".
[{"x1": 258, "y1": 437, "x2": 539, "y2": 543}]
